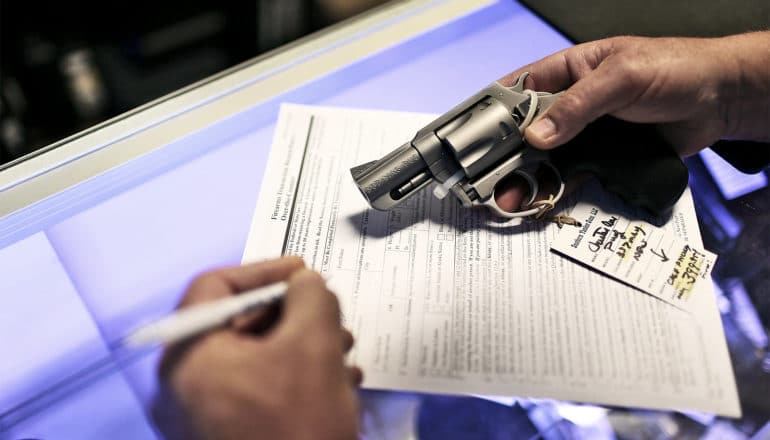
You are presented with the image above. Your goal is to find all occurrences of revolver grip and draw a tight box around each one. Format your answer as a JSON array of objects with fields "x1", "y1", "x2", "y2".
[{"x1": 548, "y1": 116, "x2": 689, "y2": 217}]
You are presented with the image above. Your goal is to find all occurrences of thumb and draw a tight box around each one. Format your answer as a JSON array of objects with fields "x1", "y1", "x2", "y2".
[{"x1": 525, "y1": 61, "x2": 638, "y2": 149}]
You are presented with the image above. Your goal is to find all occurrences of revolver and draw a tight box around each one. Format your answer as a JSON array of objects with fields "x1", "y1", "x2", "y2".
[{"x1": 350, "y1": 73, "x2": 689, "y2": 220}]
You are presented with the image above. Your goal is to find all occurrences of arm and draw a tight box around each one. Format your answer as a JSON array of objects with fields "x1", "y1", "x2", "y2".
[{"x1": 717, "y1": 31, "x2": 770, "y2": 145}]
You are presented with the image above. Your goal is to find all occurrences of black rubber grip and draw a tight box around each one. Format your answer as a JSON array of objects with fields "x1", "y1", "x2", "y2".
[{"x1": 548, "y1": 116, "x2": 689, "y2": 217}]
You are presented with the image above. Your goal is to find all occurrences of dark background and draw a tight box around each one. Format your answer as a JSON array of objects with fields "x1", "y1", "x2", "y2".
[
  {"x1": 0, "y1": 0, "x2": 387, "y2": 164},
  {"x1": 520, "y1": 0, "x2": 769, "y2": 41},
  {"x1": 1, "y1": 1, "x2": 768, "y2": 165}
]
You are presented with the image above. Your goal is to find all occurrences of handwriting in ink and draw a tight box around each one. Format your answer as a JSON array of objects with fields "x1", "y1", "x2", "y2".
[
  {"x1": 603, "y1": 230, "x2": 625, "y2": 252},
  {"x1": 633, "y1": 240, "x2": 647, "y2": 261},
  {"x1": 616, "y1": 225, "x2": 646, "y2": 259},
  {"x1": 667, "y1": 245, "x2": 707, "y2": 299},
  {"x1": 601, "y1": 216, "x2": 617, "y2": 228},
  {"x1": 650, "y1": 248, "x2": 669, "y2": 262},
  {"x1": 588, "y1": 227, "x2": 609, "y2": 253}
]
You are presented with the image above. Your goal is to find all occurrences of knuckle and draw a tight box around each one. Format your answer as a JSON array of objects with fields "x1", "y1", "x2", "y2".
[
  {"x1": 554, "y1": 91, "x2": 587, "y2": 117},
  {"x1": 188, "y1": 272, "x2": 216, "y2": 290},
  {"x1": 342, "y1": 328, "x2": 354, "y2": 344},
  {"x1": 615, "y1": 56, "x2": 648, "y2": 89},
  {"x1": 291, "y1": 270, "x2": 339, "y2": 309},
  {"x1": 182, "y1": 273, "x2": 221, "y2": 305},
  {"x1": 291, "y1": 268, "x2": 324, "y2": 286},
  {"x1": 283, "y1": 255, "x2": 306, "y2": 267},
  {"x1": 584, "y1": 41, "x2": 610, "y2": 68},
  {"x1": 568, "y1": 41, "x2": 606, "y2": 74},
  {"x1": 605, "y1": 35, "x2": 635, "y2": 50}
]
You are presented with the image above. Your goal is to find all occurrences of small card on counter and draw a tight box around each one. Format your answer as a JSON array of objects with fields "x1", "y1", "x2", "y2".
[{"x1": 551, "y1": 202, "x2": 717, "y2": 312}]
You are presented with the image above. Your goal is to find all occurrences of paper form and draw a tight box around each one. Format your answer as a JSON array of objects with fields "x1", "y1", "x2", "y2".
[{"x1": 243, "y1": 104, "x2": 740, "y2": 417}]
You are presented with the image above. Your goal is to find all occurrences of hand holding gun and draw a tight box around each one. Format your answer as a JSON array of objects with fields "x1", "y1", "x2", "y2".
[
  {"x1": 351, "y1": 72, "x2": 688, "y2": 220},
  {"x1": 352, "y1": 32, "x2": 770, "y2": 220}
]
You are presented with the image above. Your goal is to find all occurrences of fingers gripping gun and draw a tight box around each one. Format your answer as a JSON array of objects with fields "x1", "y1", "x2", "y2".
[{"x1": 350, "y1": 73, "x2": 689, "y2": 219}]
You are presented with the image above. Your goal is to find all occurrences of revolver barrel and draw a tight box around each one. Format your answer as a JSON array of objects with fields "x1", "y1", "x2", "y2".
[{"x1": 350, "y1": 141, "x2": 433, "y2": 211}]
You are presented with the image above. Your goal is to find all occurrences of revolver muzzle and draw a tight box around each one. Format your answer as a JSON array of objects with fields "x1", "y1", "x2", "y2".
[{"x1": 350, "y1": 141, "x2": 434, "y2": 211}]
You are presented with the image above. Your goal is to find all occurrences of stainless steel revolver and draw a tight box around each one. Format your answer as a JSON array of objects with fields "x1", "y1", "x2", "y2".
[{"x1": 350, "y1": 73, "x2": 689, "y2": 219}]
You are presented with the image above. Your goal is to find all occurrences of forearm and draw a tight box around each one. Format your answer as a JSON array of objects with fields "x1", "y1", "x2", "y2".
[{"x1": 718, "y1": 31, "x2": 770, "y2": 143}]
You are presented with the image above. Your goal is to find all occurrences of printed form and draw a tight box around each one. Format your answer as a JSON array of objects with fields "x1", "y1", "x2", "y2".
[{"x1": 243, "y1": 104, "x2": 739, "y2": 417}]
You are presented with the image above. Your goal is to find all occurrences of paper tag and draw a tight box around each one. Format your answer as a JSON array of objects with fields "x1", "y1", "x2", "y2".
[{"x1": 551, "y1": 203, "x2": 717, "y2": 311}]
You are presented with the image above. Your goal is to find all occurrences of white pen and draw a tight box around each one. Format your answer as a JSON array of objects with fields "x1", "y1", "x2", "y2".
[
  {"x1": 2, "y1": 279, "x2": 322, "y2": 429},
  {"x1": 123, "y1": 281, "x2": 288, "y2": 348}
]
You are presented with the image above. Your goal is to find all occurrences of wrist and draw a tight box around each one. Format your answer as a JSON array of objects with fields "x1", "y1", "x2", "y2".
[{"x1": 717, "y1": 31, "x2": 770, "y2": 142}]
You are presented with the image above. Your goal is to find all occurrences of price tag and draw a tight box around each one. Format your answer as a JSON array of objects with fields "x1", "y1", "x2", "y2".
[{"x1": 551, "y1": 203, "x2": 717, "y2": 311}]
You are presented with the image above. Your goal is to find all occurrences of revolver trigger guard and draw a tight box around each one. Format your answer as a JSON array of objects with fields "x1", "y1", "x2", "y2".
[
  {"x1": 481, "y1": 161, "x2": 566, "y2": 220},
  {"x1": 481, "y1": 169, "x2": 538, "y2": 219}
]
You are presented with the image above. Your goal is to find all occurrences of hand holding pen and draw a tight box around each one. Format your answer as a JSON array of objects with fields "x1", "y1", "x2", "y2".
[
  {"x1": 152, "y1": 257, "x2": 362, "y2": 440},
  {"x1": 0, "y1": 258, "x2": 362, "y2": 436}
]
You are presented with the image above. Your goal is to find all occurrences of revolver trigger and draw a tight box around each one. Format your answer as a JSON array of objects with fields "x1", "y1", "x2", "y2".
[
  {"x1": 510, "y1": 169, "x2": 539, "y2": 208},
  {"x1": 481, "y1": 169, "x2": 540, "y2": 219}
]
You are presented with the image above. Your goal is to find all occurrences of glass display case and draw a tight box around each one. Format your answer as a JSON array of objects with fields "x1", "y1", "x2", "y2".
[{"x1": 1, "y1": 1, "x2": 768, "y2": 438}]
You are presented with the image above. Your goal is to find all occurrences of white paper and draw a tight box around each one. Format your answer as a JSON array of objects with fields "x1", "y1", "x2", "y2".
[
  {"x1": 243, "y1": 104, "x2": 740, "y2": 417},
  {"x1": 551, "y1": 202, "x2": 718, "y2": 312}
]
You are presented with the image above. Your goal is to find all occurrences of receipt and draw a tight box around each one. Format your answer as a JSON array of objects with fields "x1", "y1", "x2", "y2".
[{"x1": 551, "y1": 202, "x2": 717, "y2": 312}]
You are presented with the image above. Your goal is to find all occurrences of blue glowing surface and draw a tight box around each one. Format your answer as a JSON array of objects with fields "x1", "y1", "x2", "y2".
[
  {"x1": 700, "y1": 148, "x2": 768, "y2": 200},
  {"x1": 0, "y1": 2, "x2": 570, "y2": 437}
]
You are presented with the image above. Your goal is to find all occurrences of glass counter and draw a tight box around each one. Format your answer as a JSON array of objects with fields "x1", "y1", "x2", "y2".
[{"x1": 1, "y1": 1, "x2": 767, "y2": 438}]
